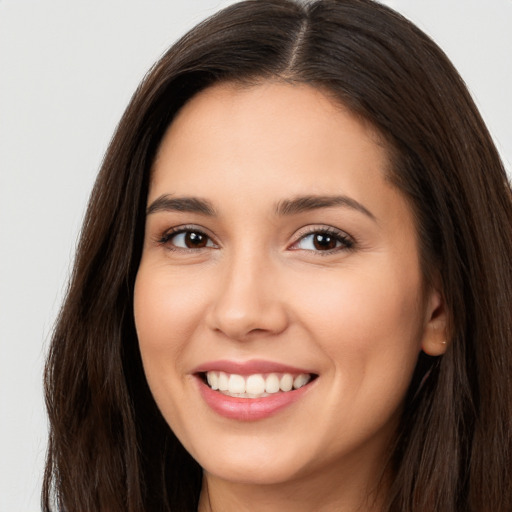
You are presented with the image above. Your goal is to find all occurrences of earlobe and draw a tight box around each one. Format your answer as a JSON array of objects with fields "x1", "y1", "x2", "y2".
[{"x1": 421, "y1": 287, "x2": 449, "y2": 356}]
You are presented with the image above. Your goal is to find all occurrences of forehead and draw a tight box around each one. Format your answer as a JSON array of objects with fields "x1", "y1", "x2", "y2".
[{"x1": 150, "y1": 81, "x2": 391, "y2": 199}]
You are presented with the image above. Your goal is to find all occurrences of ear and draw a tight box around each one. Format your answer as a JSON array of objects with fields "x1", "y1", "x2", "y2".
[{"x1": 421, "y1": 285, "x2": 449, "y2": 356}]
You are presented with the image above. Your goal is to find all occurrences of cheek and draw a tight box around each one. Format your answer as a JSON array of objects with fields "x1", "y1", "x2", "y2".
[
  {"x1": 133, "y1": 264, "x2": 206, "y2": 397},
  {"x1": 134, "y1": 264, "x2": 203, "y2": 348},
  {"x1": 305, "y1": 268, "x2": 424, "y2": 442},
  {"x1": 299, "y1": 261, "x2": 421, "y2": 334},
  {"x1": 292, "y1": 261, "x2": 424, "y2": 391}
]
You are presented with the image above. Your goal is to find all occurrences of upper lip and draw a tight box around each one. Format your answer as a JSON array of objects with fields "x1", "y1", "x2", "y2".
[{"x1": 192, "y1": 359, "x2": 315, "y2": 376}]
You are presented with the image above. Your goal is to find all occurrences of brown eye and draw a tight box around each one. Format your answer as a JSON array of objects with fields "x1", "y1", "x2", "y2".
[
  {"x1": 161, "y1": 229, "x2": 216, "y2": 250},
  {"x1": 292, "y1": 229, "x2": 354, "y2": 252},
  {"x1": 184, "y1": 231, "x2": 208, "y2": 248},
  {"x1": 312, "y1": 233, "x2": 338, "y2": 251}
]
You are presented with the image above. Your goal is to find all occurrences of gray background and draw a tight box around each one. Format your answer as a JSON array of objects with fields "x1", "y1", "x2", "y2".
[{"x1": 1, "y1": 1, "x2": 510, "y2": 510}]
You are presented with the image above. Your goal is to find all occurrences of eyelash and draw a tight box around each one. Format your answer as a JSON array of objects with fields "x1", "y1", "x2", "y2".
[
  {"x1": 157, "y1": 225, "x2": 216, "y2": 251},
  {"x1": 290, "y1": 227, "x2": 355, "y2": 254},
  {"x1": 157, "y1": 225, "x2": 355, "y2": 254}
]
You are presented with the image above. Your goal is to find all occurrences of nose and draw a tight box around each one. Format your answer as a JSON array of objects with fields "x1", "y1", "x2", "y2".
[{"x1": 205, "y1": 250, "x2": 289, "y2": 341}]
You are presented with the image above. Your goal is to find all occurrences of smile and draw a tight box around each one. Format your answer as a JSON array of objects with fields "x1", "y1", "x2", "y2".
[
  {"x1": 204, "y1": 371, "x2": 312, "y2": 398},
  {"x1": 194, "y1": 360, "x2": 318, "y2": 421}
]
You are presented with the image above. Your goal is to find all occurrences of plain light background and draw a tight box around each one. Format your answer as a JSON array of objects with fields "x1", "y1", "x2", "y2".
[{"x1": 0, "y1": 1, "x2": 510, "y2": 510}]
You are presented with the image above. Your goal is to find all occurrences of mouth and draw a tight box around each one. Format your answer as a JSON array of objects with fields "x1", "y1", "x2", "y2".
[
  {"x1": 193, "y1": 359, "x2": 318, "y2": 420},
  {"x1": 198, "y1": 371, "x2": 316, "y2": 399}
]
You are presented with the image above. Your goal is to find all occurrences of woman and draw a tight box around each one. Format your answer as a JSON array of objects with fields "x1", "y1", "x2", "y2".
[{"x1": 43, "y1": 0, "x2": 512, "y2": 511}]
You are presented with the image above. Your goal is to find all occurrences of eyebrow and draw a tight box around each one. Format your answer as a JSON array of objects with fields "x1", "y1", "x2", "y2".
[
  {"x1": 146, "y1": 195, "x2": 217, "y2": 216},
  {"x1": 146, "y1": 193, "x2": 375, "y2": 221},
  {"x1": 275, "y1": 195, "x2": 376, "y2": 221}
]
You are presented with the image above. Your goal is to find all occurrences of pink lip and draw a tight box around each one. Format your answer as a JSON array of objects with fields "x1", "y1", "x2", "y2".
[
  {"x1": 192, "y1": 359, "x2": 317, "y2": 421},
  {"x1": 196, "y1": 377, "x2": 314, "y2": 421},
  {"x1": 192, "y1": 359, "x2": 314, "y2": 376}
]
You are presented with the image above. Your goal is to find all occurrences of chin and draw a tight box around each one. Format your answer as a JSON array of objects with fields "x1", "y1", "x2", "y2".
[{"x1": 202, "y1": 458, "x2": 306, "y2": 487}]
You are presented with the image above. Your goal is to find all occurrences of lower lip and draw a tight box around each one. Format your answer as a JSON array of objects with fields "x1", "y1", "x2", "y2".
[{"x1": 197, "y1": 378, "x2": 313, "y2": 421}]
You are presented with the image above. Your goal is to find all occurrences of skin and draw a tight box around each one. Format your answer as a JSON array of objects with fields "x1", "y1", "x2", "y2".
[{"x1": 133, "y1": 81, "x2": 447, "y2": 511}]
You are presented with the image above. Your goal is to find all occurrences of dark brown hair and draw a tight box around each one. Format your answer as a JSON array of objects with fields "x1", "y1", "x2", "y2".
[{"x1": 43, "y1": 1, "x2": 512, "y2": 510}]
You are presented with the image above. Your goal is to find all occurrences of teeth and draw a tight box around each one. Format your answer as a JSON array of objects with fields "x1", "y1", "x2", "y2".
[
  {"x1": 246, "y1": 374, "x2": 265, "y2": 395},
  {"x1": 280, "y1": 373, "x2": 293, "y2": 392},
  {"x1": 293, "y1": 374, "x2": 310, "y2": 389},
  {"x1": 206, "y1": 371, "x2": 219, "y2": 390},
  {"x1": 228, "y1": 374, "x2": 245, "y2": 394},
  {"x1": 218, "y1": 372, "x2": 229, "y2": 391},
  {"x1": 204, "y1": 371, "x2": 312, "y2": 397},
  {"x1": 265, "y1": 373, "x2": 280, "y2": 394}
]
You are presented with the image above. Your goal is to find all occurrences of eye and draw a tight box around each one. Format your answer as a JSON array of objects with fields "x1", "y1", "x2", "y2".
[
  {"x1": 159, "y1": 227, "x2": 217, "y2": 250},
  {"x1": 291, "y1": 228, "x2": 354, "y2": 252}
]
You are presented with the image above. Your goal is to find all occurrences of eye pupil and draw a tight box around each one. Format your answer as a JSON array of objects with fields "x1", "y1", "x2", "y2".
[
  {"x1": 185, "y1": 231, "x2": 207, "y2": 248},
  {"x1": 313, "y1": 233, "x2": 337, "y2": 250}
]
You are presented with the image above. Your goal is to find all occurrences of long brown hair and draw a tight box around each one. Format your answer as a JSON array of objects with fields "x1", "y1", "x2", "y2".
[{"x1": 43, "y1": 1, "x2": 512, "y2": 510}]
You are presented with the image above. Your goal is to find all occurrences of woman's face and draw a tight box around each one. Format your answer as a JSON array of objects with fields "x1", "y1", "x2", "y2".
[{"x1": 134, "y1": 82, "x2": 444, "y2": 489}]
